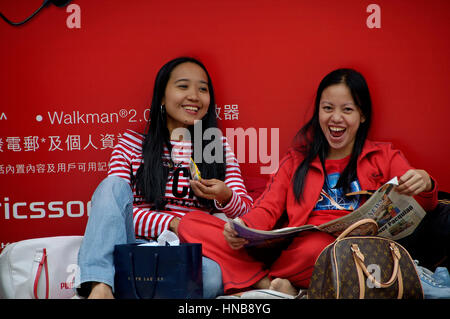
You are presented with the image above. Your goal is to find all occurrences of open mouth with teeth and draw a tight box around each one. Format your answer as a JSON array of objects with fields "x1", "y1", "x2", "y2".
[
  {"x1": 329, "y1": 126, "x2": 346, "y2": 138},
  {"x1": 182, "y1": 105, "x2": 200, "y2": 114}
]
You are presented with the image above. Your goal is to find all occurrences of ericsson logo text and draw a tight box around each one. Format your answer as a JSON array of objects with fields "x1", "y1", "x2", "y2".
[{"x1": 1, "y1": 198, "x2": 91, "y2": 219}]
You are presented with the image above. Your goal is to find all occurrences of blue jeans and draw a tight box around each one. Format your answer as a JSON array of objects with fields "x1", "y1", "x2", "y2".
[{"x1": 77, "y1": 176, "x2": 223, "y2": 298}]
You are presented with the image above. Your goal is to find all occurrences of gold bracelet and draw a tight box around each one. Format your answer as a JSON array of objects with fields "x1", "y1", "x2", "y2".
[{"x1": 216, "y1": 191, "x2": 233, "y2": 208}]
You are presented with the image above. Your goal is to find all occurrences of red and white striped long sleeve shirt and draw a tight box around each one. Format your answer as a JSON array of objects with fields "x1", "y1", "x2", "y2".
[{"x1": 108, "y1": 129, "x2": 253, "y2": 240}]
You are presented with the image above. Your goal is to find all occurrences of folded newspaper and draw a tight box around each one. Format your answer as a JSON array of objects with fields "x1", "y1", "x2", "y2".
[{"x1": 229, "y1": 177, "x2": 427, "y2": 246}]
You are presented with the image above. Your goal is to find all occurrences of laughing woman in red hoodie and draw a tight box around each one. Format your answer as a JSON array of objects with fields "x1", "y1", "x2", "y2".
[{"x1": 178, "y1": 68, "x2": 438, "y2": 296}]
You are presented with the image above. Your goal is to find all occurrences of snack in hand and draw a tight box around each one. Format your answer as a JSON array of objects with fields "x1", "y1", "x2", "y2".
[{"x1": 189, "y1": 157, "x2": 202, "y2": 181}]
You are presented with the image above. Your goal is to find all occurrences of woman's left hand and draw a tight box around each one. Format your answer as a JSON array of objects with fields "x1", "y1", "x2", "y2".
[
  {"x1": 190, "y1": 178, "x2": 233, "y2": 206},
  {"x1": 396, "y1": 169, "x2": 433, "y2": 196},
  {"x1": 223, "y1": 218, "x2": 248, "y2": 250}
]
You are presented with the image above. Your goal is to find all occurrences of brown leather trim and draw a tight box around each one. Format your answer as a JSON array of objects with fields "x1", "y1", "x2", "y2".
[
  {"x1": 352, "y1": 242, "x2": 401, "y2": 288},
  {"x1": 353, "y1": 252, "x2": 366, "y2": 299},
  {"x1": 397, "y1": 268, "x2": 403, "y2": 299},
  {"x1": 332, "y1": 244, "x2": 340, "y2": 298}
]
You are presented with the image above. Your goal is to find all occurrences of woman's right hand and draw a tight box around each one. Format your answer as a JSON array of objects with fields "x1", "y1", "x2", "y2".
[
  {"x1": 223, "y1": 218, "x2": 248, "y2": 250},
  {"x1": 397, "y1": 169, "x2": 433, "y2": 196}
]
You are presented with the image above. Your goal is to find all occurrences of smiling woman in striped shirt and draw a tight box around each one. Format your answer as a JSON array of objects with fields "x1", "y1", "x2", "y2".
[{"x1": 77, "y1": 57, "x2": 252, "y2": 299}]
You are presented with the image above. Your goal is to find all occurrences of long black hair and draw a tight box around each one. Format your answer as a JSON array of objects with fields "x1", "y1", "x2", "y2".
[
  {"x1": 292, "y1": 68, "x2": 372, "y2": 202},
  {"x1": 134, "y1": 57, "x2": 226, "y2": 209}
]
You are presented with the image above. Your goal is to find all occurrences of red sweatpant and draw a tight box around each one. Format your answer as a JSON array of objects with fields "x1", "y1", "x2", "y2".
[{"x1": 178, "y1": 211, "x2": 335, "y2": 293}]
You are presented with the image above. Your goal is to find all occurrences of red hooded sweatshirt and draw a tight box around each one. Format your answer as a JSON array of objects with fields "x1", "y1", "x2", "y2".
[{"x1": 242, "y1": 140, "x2": 438, "y2": 231}]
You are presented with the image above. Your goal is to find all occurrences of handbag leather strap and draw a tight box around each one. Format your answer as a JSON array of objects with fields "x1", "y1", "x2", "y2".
[
  {"x1": 336, "y1": 218, "x2": 378, "y2": 240},
  {"x1": 33, "y1": 248, "x2": 49, "y2": 299},
  {"x1": 353, "y1": 252, "x2": 403, "y2": 298},
  {"x1": 351, "y1": 242, "x2": 404, "y2": 298}
]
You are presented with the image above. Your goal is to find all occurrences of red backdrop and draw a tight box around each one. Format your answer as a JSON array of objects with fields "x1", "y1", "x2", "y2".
[{"x1": 1, "y1": 0, "x2": 449, "y2": 250}]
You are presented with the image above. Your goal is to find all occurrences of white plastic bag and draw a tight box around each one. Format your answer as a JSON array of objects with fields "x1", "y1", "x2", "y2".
[
  {"x1": 138, "y1": 230, "x2": 180, "y2": 246},
  {"x1": 0, "y1": 236, "x2": 83, "y2": 299}
]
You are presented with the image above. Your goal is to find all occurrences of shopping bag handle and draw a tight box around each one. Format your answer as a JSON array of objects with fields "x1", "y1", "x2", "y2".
[
  {"x1": 33, "y1": 248, "x2": 49, "y2": 299},
  {"x1": 128, "y1": 251, "x2": 159, "y2": 299}
]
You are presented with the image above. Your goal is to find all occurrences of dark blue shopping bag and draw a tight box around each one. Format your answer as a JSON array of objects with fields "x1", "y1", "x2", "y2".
[{"x1": 113, "y1": 243, "x2": 203, "y2": 299}]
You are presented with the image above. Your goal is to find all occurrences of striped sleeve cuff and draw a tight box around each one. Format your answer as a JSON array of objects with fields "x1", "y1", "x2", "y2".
[{"x1": 214, "y1": 191, "x2": 244, "y2": 218}]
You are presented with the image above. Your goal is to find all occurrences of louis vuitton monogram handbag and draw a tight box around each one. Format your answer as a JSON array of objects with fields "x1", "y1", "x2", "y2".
[{"x1": 308, "y1": 219, "x2": 423, "y2": 299}]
